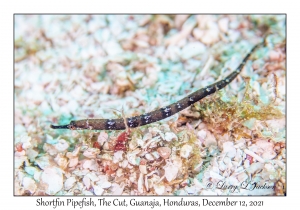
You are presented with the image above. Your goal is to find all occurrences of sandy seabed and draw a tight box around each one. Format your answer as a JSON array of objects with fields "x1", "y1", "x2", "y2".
[{"x1": 14, "y1": 15, "x2": 286, "y2": 196}]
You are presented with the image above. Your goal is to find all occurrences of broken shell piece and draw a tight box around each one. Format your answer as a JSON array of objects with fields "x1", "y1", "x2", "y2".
[
  {"x1": 101, "y1": 153, "x2": 113, "y2": 161},
  {"x1": 98, "y1": 180, "x2": 112, "y2": 189},
  {"x1": 154, "y1": 183, "x2": 165, "y2": 195},
  {"x1": 83, "y1": 159, "x2": 98, "y2": 171},
  {"x1": 164, "y1": 132, "x2": 178, "y2": 142},
  {"x1": 142, "y1": 133, "x2": 153, "y2": 141},
  {"x1": 181, "y1": 41, "x2": 206, "y2": 60},
  {"x1": 93, "y1": 185, "x2": 104, "y2": 195},
  {"x1": 68, "y1": 157, "x2": 79, "y2": 168},
  {"x1": 113, "y1": 151, "x2": 124, "y2": 163},
  {"x1": 97, "y1": 132, "x2": 108, "y2": 146},
  {"x1": 244, "y1": 149, "x2": 265, "y2": 163},
  {"x1": 246, "y1": 162, "x2": 264, "y2": 174},
  {"x1": 43, "y1": 144, "x2": 57, "y2": 156},
  {"x1": 197, "y1": 129, "x2": 207, "y2": 140},
  {"x1": 264, "y1": 163, "x2": 275, "y2": 172},
  {"x1": 139, "y1": 165, "x2": 147, "y2": 174},
  {"x1": 83, "y1": 176, "x2": 91, "y2": 189},
  {"x1": 55, "y1": 139, "x2": 69, "y2": 152},
  {"x1": 35, "y1": 155, "x2": 52, "y2": 170},
  {"x1": 64, "y1": 177, "x2": 76, "y2": 190},
  {"x1": 204, "y1": 131, "x2": 217, "y2": 146},
  {"x1": 145, "y1": 175, "x2": 149, "y2": 191},
  {"x1": 26, "y1": 148, "x2": 38, "y2": 162},
  {"x1": 121, "y1": 159, "x2": 128, "y2": 168},
  {"x1": 15, "y1": 150, "x2": 26, "y2": 157},
  {"x1": 145, "y1": 153, "x2": 154, "y2": 161},
  {"x1": 180, "y1": 144, "x2": 193, "y2": 158},
  {"x1": 218, "y1": 161, "x2": 227, "y2": 171},
  {"x1": 54, "y1": 154, "x2": 68, "y2": 169},
  {"x1": 40, "y1": 166, "x2": 63, "y2": 195},
  {"x1": 138, "y1": 173, "x2": 144, "y2": 193},
  {"x1": 72, "y1": 168, "x2": 89, "y2": 177},
  {"x1": 110, "y1": 163, "x2": 119, "y2": 171},
  {"x1": 243, "y1": 159, "x2": 250, "y2": 168},
  {"x1": 102, "y1": 142, "x2": 110, "y2": 150},
  {"x1": 237, "y1": 172, "x2": 248, "y2": 182},
  {"x1": 142, "y1": 136, "x2": 160, "y2": 149},
  {"x1": 165, "y1": 185, "x2": 173, "y2": 194},
  {"x1": 192, "y1": 160, "x2": 203, "y2": 173},
  {"x1": 222, "y1": 142, "x2": 237, "y2": 158},
  {"x1": 83, "y1": 148, "x2": 100, "y2": 159},
  {"x1": 228, "y1": 176, "x2": 239, "y2": 186},
  {"x1": 163, "y1": 160, "x2": 179, "y2": 182},
  {"x1": 151, "y1": 151, "x2": 160, "y2": 159},
  {"x1": 128, "y1": 137, "x2": 139, "y2": 150},
  {"x1": 127, "y1": 148, "x2": 141, "y2": 165},
  {"x1": 210, "y1": 171, "x2": 224, "y2": 180},
  {"x1": 140, "y1": 158, "x2": 147, "y2": 165},
  {"x1": 111, "y1": 183, "x2": 125, "y2": 195},
  {"x1": 22, "y1": 176, "x2": 37, "y2": 194},
  {"x1": 96, "y1": 175, "x2": 112, "y2": 189},
  {"x1": 256, "y1": 140, "x2": 277, "y2": 160},
  {"x1": 157, "y1": 147, "x2": 171, "y2": 159},
  {"x1": 86, "y1": 172, "x2": 99, "y2": 182},
  {"x1": 45, "y1": 134, "x2": 57, "y2": 145},
  {"x1": 116, "y1": 168, "x2": 123, "y2": 177},
  {"x1": 223, "y1": 156, "x2": 233, "y2": 169},
  {"x1": 24, "y1": 166, "x2": 39, "y2": 176},
  {"x1": 218, "y1": 17, "x2": 229, "y2": 33},
  {"x1": 171, "y1": 156, "x2": 183, "y2": 169},
  {"x1": 19, "y1": 135, "x2": 32, "y2": 149},
  {"x1": 160, "y1": 124, "x2": 171, "y2": 132},
  {"x1": 66, "y1": 147, "x2": 80, "y2": 158}
]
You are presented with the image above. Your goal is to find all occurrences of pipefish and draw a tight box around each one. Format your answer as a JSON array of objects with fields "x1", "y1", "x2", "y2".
[{"x1": 51, "y1": 39, "x2": 266, "y2": 131}]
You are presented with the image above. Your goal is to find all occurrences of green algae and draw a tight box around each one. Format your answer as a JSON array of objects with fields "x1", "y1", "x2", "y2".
[{"x1": 194, "y1": 81, "x2": 284, "y2": 138}]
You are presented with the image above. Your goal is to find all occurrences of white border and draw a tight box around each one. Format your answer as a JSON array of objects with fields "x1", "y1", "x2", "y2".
[{"x1": 3, "y1": 0, "x2": 296, "y2": 209}]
